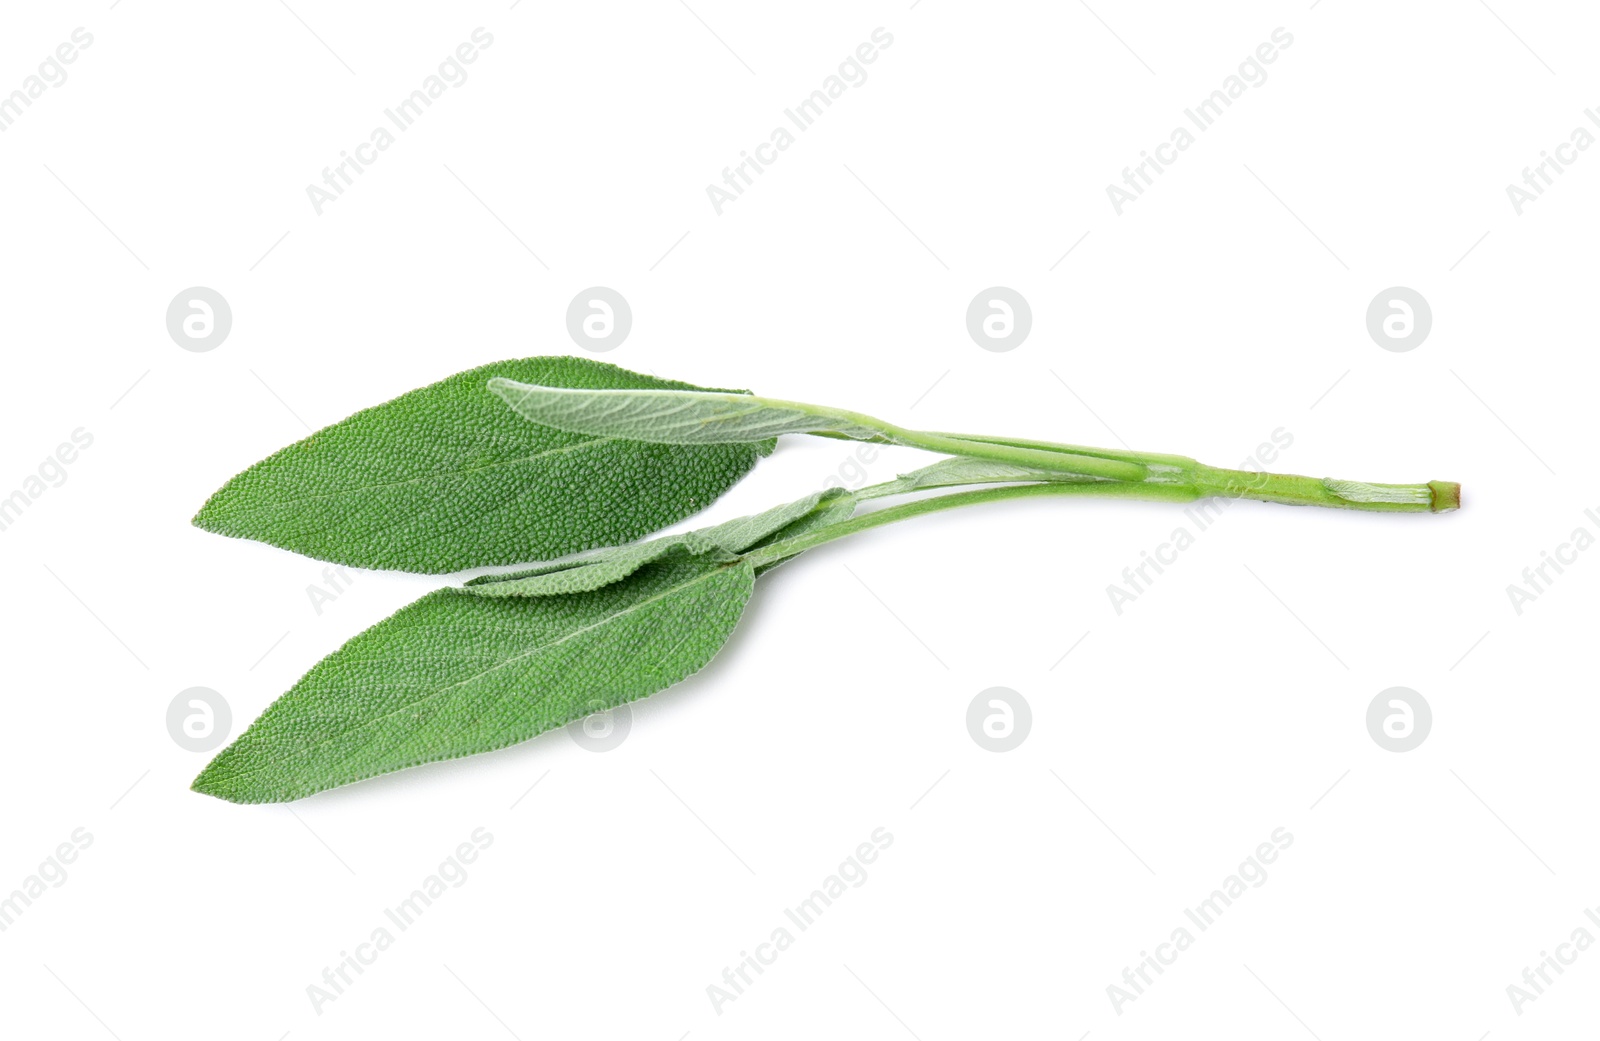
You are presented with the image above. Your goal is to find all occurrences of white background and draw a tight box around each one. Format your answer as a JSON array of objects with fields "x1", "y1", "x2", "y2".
[{"x1": 0, "y1": 1, "x2": 1594, "y2": 1037}]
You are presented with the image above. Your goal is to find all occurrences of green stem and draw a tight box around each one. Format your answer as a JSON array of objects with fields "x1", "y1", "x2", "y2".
[
  {"x1": 930, "y1": 430, "x2": 1196, "y2": 469},
  {"x1": 914, "y1": 433, "x2": 1458, "y2": 513},
  {"x1": 746, "y1": 460, "x2": 1459, "y2": 573},
  {"x1": 845, "y1": 421, "x2": 1455, "y2": 510},
  {"x1": 851, "y1": 418, "x2": 1148, "y2": 483},
  {"x1": 765, "y1": 399, "x2": 1152, "y2": 482},
  {"x1": 742, "y1": 481, "x2": 1198, "y2": 571}
]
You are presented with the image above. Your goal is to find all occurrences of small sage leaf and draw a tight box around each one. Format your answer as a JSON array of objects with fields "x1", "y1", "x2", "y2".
[
  {"x1": 191, "y1": 544, "x2": 754, "y2": 804},
  {"x1": 461, "y1": 530, "x2": 727, "y2": 598},
  {"x1": 489, "y1": 379, "x2": 885, "y2": 444},
  {"x1": 465, "y1": 487, "x2": 853, "y2": 598},
  {"x1": 859, "y1": 456, "x2": 1103, "y2": 498},
  {"x1": 193, "y1": 357, "x2": 772, "y2": 573}
]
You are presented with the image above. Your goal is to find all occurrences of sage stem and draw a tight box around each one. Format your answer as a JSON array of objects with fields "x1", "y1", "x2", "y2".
[{"x1": 742, "y1": 481, "x2": 1197, "y2": 571}]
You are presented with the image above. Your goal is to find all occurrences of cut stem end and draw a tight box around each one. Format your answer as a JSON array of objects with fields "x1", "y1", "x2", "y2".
[{"x1": 1429, "y1": 480, "x2": 1462, "y2": 513}]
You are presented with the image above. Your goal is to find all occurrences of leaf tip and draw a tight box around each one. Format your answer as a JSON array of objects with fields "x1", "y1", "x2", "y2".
[
  {"x1": 189, "y1": 769, "x2": 226, "y2": 801},
  {"x1": 190, "y1": 476, "x2": 241, "y2": 535},
  {"x1": 190, "y1": 755, "x2": 250, "y2": 804},
  {"x1": 190, "y1": 499, "x2": 218, "y2": 532}
]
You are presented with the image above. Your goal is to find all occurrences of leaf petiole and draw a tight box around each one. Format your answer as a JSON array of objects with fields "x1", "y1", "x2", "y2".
[{"x1": 741, "y1": 480, "x2": 1199, "y2": 571}]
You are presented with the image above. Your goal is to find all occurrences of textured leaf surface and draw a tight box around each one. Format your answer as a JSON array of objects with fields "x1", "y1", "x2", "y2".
[
  {"x1": 192, "y1": 546, "x2": 754, "y2": 803},
  {"x1": 193, "y1": 357, "x2": 772, "y2": 573},
  {"x1": 489, "y1": 379, "x2": 884, "y2": 444},
  {"x1": 465, "y1": 487, "x2": 853, "y2": 596}
]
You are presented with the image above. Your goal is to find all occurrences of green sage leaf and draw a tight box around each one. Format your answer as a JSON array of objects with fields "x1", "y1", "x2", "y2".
[
  {"x1": 193, "y1": 357, "x2": 772, "y2": 573},
  {"x1": 191, "y1": 544, "x2": 754, "y2": 804}
]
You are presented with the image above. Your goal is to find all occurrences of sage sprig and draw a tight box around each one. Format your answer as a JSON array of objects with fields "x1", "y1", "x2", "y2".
[{"x1": 192, "y1": 358, "x2": 1458, "y2": 803}]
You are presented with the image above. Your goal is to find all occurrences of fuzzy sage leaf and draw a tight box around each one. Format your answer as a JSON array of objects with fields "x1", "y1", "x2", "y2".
[
  {"x1": 192, "y1": 357, "x2": 772, "y2": 573},
  {"x1": 191, "y1": 543, "x2": 754, "y2": 804}
]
